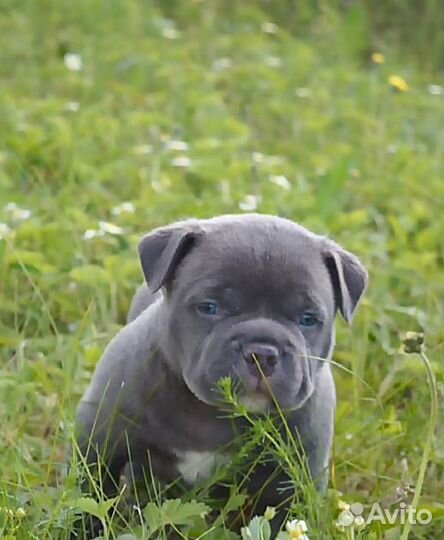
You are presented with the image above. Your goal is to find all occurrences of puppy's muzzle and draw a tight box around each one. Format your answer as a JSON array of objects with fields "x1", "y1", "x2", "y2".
[{"x1": 232, "y1": 339, "x2": 280, "y2": 378}]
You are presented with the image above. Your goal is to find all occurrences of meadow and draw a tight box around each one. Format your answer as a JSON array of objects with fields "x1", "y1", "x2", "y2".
[{"x1": 0, "y1": 1, "x2": 443, "y2": 539}]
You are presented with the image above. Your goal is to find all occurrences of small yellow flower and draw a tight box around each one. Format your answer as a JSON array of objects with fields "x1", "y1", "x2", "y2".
[
  {"x1": 389, "y1": 75, "x2": 409, "y2": 92},
  {"x1": 338, "y1": 500, "x2": 351, "y2": 511},
  {"x1": 2, "y1": 507, "x2": 15, "y2": 518},
  {"x1": 15, "y1": 507, "x2": 26, "y2": 518},
  {"x1": 371, "y1": 52, "x2": 385, "y2": 64}
]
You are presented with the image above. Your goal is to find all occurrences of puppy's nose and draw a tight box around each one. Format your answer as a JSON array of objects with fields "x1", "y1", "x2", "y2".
[{"x1": 241, "y1": 342, "x2": 279, "y2": 377}]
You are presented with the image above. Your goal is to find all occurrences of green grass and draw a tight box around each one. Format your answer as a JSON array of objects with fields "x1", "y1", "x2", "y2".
[{"x1": 1, "y1": 1, "x2": 443, "y2": 538}]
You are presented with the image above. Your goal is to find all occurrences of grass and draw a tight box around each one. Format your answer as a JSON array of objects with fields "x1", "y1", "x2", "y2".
[{"x1": 1, "y1": 1, "x2": 443, "y2": 538}]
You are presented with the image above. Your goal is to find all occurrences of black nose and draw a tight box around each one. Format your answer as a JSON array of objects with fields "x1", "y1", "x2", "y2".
[{"x1": 241, "y1": 342, "x2": 279, "y2": 377}]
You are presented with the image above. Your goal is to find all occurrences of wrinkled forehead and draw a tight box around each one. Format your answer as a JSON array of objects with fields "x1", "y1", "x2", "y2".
[{"x1": 173, "y1": 226, "x2": 334, "y2": 310}]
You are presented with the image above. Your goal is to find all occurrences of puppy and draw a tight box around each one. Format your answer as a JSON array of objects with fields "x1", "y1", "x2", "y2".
[{"x1": 76, "y1": 214, "x2": 367, "y2": 528}]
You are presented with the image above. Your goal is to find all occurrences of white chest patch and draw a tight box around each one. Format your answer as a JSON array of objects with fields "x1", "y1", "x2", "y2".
[{"x1": 175, "y1": 450, "x2": 230, "y2": 485}]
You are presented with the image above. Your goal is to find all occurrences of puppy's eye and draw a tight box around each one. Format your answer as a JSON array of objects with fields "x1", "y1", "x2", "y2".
[
  {"x1": 297, "y1": 312, "x2": 319, "y2": 327},
  {"x1": 196, "y1": 301, "x2": 220, "y2": 316}
]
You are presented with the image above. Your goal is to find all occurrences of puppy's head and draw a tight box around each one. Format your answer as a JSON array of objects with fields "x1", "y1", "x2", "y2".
[{"x1": 139, "y1": 214, "x2": 368, "y2": 412}]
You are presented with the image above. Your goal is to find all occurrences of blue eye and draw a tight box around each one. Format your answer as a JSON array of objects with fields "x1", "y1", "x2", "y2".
[
  {"x1": 196, "y1": 301, "x2": 220, "y2": 316},
  {"x1": 298, "y1": 313, "x2": 318, "y2": 327}
]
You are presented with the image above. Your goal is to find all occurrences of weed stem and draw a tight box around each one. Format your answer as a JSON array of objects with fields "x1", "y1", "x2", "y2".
[{"x1": 400, "y1": 341, "x2": 438, "y2": 540}]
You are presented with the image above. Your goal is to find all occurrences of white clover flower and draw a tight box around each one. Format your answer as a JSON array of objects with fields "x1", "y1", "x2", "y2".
[
  {"x1": 286, "y1": 519, "x2": 309, "y2": 539},
  {"x1": 111, "y1": 202, "x2": 135, "y2": 216},
  {"x1": 151, "y1": 179, "x2": 164, "y2": 193},
  {"x1": 83, "y1": 229, "x2": 104, "y2": 240},
  {"x1": 64, "y1": 53, "x2": 83, "y2": 72},
  {"x1": 171, "y1": 156, "x2": 192, "y2": 168},
  {"x1": 295, "y1": 87, "x2": 311, "y2": 98},
  {"x1": 65, "y1": 101, "x2": 80, "y2": 112},
  {"x1": 4, "y1": 202, "x2": 32, "y2": 221},
  {"x1": 252, "y1": 153, "x2": 284, "y2": 166},
  {"x1": 387, "y1": 144, "x2": 397, "y2": 154},
  {"x1": 212, "y1": 57, "x2": 233, "y2": 72},
  {"x1": 165, "y1": 140, "x2": 189, "y2": 151},
  {"x1": 83, "y1": 221, "x2": 124, "y2": 239},
  {"x1": 133, "y1": 144, "x2": 153, "y2": 155},
  {"x1": 0, "y1": 223, "x2": 11, "y2": 238},
  {"x1": 428, "y1": 84, "x2": 444, "y2": 96},
  {"x1": 98, "y1": 221, "x2": 124, "y2": 235},
  {"x1": 264, "y1": 56, "x2": 282, "y2": 68},
  {"x1": 239, "y1": 194, "x2": 261, "y2": 211},
  {"x1": 269, "y1": 175, "x2": 291, "y2": 190},
  {"x1": 252, "y1": 151, "x2": 264, "y2": 164},
  {"x1": 162, "y1": 27, "x2": 180, "y2": 39},
  {"x1": 261, "y1": 21, "x2": 278, "y2": 34}
]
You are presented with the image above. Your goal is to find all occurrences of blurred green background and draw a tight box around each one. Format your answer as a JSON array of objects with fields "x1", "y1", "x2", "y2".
[{"x1": 0, "y1": 1, "x2": 443, "y2": 538}]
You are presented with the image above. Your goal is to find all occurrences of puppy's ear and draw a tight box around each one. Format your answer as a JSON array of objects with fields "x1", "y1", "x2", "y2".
[
  {"x1": 138, "y1": 222, "x2": 203, "y2": 293},
  {"x1": 323, "y1": 241, "x2": 368, "y2": 324}
]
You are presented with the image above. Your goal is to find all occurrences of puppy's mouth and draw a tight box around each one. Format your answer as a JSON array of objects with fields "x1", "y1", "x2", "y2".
[
  {"x1": 238, "y1": 389, "x2": 271, "y2": 413},
  {"x1": 233, "y1": 360, "x2": 313, "y2": 413},
  {"x1": 244, "y1": 373, "x2": 271, "y2": 395},
  {"x1": 234, "y1": 368, "x2": 274, "y2": 413}
]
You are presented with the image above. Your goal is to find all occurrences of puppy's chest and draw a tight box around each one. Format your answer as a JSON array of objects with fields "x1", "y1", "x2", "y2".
[{"x1": 174, "y1": 450, "x2": 230, "y2": 485}]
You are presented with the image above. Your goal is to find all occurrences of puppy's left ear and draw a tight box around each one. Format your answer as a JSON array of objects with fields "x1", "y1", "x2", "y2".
[{"x1": 323, "y1": 241, "x2": 368, "y2": 324}]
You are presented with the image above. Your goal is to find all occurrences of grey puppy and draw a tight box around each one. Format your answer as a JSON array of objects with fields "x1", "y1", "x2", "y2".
[{"x1": 76, "y1": 213, "x2": 367, "y2": 525}]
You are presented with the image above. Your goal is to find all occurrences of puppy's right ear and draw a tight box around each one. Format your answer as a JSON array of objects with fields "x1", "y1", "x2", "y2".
[
  {"x1": 323, "y1": 241, "x2": 368, "y2": 324},
  {"x1": 138, "y1": 222, "x2": 203, "y2": 293}
]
